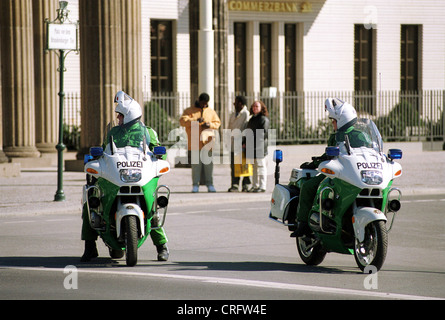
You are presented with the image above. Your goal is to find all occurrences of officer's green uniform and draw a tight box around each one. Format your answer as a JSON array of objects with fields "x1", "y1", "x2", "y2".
[
  {"x1": 336, "y1": 126, "x2": 372, "y2": 148},
  {"x1": 81, "y1": 120, "x2": 168, "y2": 246},
  {"x1": 296, "y1": 126, "x2": 370, "y2": 223}
]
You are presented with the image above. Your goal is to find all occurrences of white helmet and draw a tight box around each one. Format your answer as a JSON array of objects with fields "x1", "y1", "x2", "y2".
[
  {"x1": 114, "y1": 91, "x2": 142, "y2": 125},
  {"x1": 325, "y1": 98, "x2": 357, "y2": 130}
]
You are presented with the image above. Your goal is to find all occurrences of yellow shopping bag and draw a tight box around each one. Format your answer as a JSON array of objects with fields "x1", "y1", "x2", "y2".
[{"x1": 234, "y1": 152, "x2": 253, "y2": 177}]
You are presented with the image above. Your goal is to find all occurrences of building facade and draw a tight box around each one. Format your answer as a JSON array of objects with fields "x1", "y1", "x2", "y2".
[{"x1": 1, "y1": 0, "x2": 445, "y2": 165}]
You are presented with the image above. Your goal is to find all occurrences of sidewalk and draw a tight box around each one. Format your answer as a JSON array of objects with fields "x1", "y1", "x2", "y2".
[{"x1": 0, "y1": 142, "x2": 444, "y2": 217}]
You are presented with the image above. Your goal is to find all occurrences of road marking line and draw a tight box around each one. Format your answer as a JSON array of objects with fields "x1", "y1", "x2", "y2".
[
  {"x1": 165, "y1": 212, "x2": 182, "y2": 216},
  {"x1": 2, "y1": 221, "x2": 34, "y2": 224},
  {"x1": 402, "y1": 199, "x2": 445, "y2": 203},
  {"x1": 217, "y1": 209, "x2": 239, "y2": 212},
  {"x1": 2, "y1": 266, "x2": 443, "y2": 300},
  {"x1": 166, "y1": 208, "x2": 264, "y2": 215}
]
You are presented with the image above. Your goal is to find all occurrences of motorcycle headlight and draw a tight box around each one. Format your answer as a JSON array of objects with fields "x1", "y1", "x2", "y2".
[
  {"x1": 120, "y1": 169, "x2": 141, "y2": 183},
  {"x1": 361, "y1": 170, "x2": 383, "y2": 185}
]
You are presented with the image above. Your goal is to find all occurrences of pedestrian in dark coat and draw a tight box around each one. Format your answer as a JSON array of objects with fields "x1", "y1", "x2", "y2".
[{"x1": 245, "y1": 100, "x2": 269, "y2": 192}]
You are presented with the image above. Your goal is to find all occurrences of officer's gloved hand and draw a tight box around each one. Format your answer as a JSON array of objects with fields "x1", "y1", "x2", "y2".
[{"x1": 300, "y1": 162, "x2": 316, "y2": 169}]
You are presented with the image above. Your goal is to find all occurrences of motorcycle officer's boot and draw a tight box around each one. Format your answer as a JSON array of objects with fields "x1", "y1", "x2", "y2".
[
  {"x1": 80, "y1": 240, "x2": 99, "y2": 262},
  {"x1": 290, "y1": 221, "x2": 311, "y2": 238},
  {"x1": 156, "y1": 244, "x2": 169, "y2": 261}
]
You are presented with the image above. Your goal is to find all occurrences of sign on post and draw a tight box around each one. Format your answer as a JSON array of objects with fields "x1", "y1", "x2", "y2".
[
  {"x1": 45, "y1": 1, "x2": 79, "y2": 201},
  {"x1": 47, "y1": 23, "x2": 78, "y2": 51}
]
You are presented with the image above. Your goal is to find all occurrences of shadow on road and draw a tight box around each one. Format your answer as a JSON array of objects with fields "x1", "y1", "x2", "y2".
[
  {"x1": 168, "y1": 260, "x2": 361, "y2": 274},
  {"x1": 0, "y1": 255, "x2": 360, "y2": 274},
  {"x1": 3, "y1": 256, "x2": 444, "y2": 277},
  {"x1": 0, "y1": 256, "x2": 118, "y2": 269}
]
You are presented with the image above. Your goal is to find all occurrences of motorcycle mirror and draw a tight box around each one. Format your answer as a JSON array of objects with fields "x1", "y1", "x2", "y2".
[
  {"x1": 273, "y1": 149, "x2": 283, "y2": 163},
  {"x1": 325, "y1": 146, "x2": 340, "y2": 157},
  {"x1": 154, "y1": 146, "x2": 167, "y2": 156},
  {"x1": 388, "y1": 149, "x2": 402, "y2": 160}
]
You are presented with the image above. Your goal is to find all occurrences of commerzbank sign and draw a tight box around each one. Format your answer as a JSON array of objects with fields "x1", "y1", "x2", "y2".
[{"x1": 228, "y1": 1, "x2": 312, "y2": 13}]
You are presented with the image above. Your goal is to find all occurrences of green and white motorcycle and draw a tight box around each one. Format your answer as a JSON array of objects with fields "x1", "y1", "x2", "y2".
[
  {"x1": 82, "y1": 132, "x2": 170, "y2": 267},
  {"x1": 270, "y1": 119, "x2": 402, "y2": 271}
]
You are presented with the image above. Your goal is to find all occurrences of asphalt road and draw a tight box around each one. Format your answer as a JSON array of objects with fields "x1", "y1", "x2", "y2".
[{"x1": 0, "y1": 194, "x2": 444, "y2": 302}]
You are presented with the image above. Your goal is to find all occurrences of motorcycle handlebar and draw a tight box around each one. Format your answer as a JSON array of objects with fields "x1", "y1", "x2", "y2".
[{"x1": 311, "y1": 154, "x2": 330, "y2": 162}]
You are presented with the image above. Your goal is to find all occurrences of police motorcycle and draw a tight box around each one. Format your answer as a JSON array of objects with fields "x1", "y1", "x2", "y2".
[
  {"x1": 82, "y1": 125, "x2": 171, "y2": 267},
  {"x1": 269, "y1": 118, "x2": 402, "y2": 271}
]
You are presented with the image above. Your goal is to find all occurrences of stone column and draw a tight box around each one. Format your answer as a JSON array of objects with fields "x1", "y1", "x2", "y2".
[
  {"x1": 121, "y1": 0, "x2": 143, "y2": 105},
  {"x1": 213, "y1": 0, "x2": 228, "y2": 124},
  {"x1": 189, "y1": 0, "x2": 199, "y2": 102},
  {"x1": 33, "y1": 0, "x2": 59, "y2": 154},
  {"x1": 79, "y1": 0, "x2": 122, "y2": 155},
  {"x1": 0, "y1": 43, "x2": 8, "y2": 163},
  {"x1": 0, "y1": 39, "x2": 7, "y2": 163},
  {"x1": 198, "y1": 0, "x2": 214, "y2": 109},
  {"x1": 0, "y1": 0, "x2": 40, "y2": 158}
]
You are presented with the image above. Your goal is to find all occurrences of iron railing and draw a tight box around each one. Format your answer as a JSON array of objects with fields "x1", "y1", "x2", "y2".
[
  {"x1": 63, "y1": 90, "x2": 445, "y2": 149},
  {"x1": 63, "y1": 92, "x2": 81, "y2": 150}
]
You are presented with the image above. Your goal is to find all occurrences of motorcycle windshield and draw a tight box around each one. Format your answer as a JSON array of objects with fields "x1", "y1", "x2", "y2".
[
  {"x1": 338, "y1": 118, "x2": 383, "y2": 154},
  {"x1": 102, "y1": 120, "x2": 150, "y2": 154}
]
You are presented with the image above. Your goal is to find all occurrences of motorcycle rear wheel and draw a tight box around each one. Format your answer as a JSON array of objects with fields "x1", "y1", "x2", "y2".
[
  {"x1": 296, "y1": 236, "x2": 327, "y2": 266},
  {"x1": 124, "y1": 215, "x2": 139, "y2": 267},
  {"x1": 354, "y1": 220, "x2": 387, "y2": 271}
]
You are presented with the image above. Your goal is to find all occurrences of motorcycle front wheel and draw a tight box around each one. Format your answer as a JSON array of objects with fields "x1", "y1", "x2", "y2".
[
  {"x1": 296, "y1": 236, "x2": 327, "y2": 266},
  {"x1": 124, "y1": 215, "x2": 139, "y2": 267},
  {"x1": 354, "y1": 220, "x2": 387, "y2": 271}
]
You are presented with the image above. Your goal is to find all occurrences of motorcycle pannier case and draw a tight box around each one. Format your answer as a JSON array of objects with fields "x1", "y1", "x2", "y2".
[{"x1": 270, "y1": 184, "x2": 299, "y2": 223}]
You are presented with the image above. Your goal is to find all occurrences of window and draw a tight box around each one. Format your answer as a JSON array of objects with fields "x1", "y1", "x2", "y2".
[
  {"x1": 354, "y1": 24, "x2": 375, "y2": 113},
  {"x1": 150, "y1": 20, "x2": 173, "y2": 92},
  {"x1": 234, "y1": 22, "x2": 247, "y2": 93},
  {"x1": 401, "y1": 25, "x2": 420, "y2": 91},
  {"x1": 260, "y1": 23, "x2": 272, "y2": 90},
  {"x1": 354, "y1": 25, "x2": 374, "y2": 92},
  {"x1": 400, "y1": 24, "x2": 422, "y2": 114},
  {"x1": 285, "y1": 24, "x2": 297, "y2": 92}
]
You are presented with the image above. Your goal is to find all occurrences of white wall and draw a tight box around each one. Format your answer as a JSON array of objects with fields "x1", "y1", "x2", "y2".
[
  {"x1": 302, "y1": 0, "x2": 445, "y2": 91},
  {"x1": 64, "y1": 0, "x2": 80, "y2": 93},
  {"x1": 142, "y1": 0, "x2": 190, "y2": 94},
  {"x1": 63, "y1": 0, "x2": 191, "y2": 95},
  {"x1": 63, "y1": 0, "x2": 445, "y2": 96}
]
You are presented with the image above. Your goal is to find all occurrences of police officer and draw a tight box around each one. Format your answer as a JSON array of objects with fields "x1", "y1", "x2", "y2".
[
  {"x1": 291, "y1": 98, "x2": 363, "y2": 237},
  {"x1": 80, "y1": 91, "x2": 169, "y2": 262}
]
